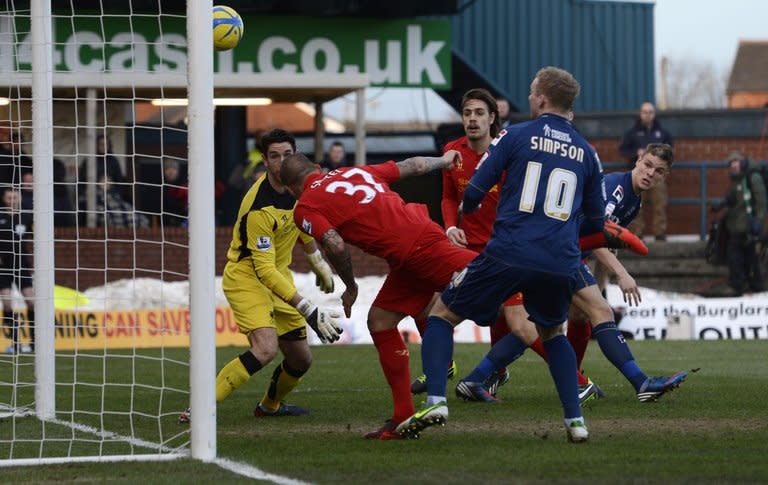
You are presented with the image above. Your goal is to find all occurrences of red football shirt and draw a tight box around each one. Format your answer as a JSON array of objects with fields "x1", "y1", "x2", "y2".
[
  {"x1": 294, "y1": 162, "x2": 446, "y2": 265},
  {"x1": 441, "y1": 136, "x2": 501, "y2": 250}
]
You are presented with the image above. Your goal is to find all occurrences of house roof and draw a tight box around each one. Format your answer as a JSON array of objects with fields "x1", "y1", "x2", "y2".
[{"x1": 727, "y1": 40, "x2": 768, "y2": 94}]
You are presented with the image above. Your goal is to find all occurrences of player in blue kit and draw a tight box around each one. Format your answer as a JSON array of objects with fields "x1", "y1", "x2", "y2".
[
  {"x1": 455, "y1": 143, "x2": 687, "y2": 407},
  {"x1": 566, "y1": 142, "x2": 687, "y2": 402},
  {"x1": 397, "y1": 66, "x2": 604, "y2": 443}
]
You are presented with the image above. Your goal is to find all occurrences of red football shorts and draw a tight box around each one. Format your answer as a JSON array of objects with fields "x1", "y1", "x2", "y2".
[{"x1": 373, "y1": 228, "x2": 477, "y2": 317}]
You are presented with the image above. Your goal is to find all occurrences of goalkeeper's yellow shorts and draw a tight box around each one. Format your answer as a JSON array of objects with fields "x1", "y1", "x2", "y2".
[{"x1": 222, "y1": 260, "x2": 306, "y2": 338}]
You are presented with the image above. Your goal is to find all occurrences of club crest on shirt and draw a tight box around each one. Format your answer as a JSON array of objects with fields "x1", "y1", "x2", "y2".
[
  {"x1": 301, "y1": 218, "x2": 312, "y2": 235},
  {"x1": 256, "y1": 236, "x2": 272, "y2": 251}
]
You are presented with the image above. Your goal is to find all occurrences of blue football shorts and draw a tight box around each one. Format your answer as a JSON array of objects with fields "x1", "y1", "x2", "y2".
[{"x1": 439, "y1": 253, "x2": 577, "y2": 328}]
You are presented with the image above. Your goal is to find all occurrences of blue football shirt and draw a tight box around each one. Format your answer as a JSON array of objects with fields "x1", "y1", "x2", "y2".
[
  {"x1": 463, "y1": 113, "x2": 605, "y2": 275},
  {"x1": 604, "y1": 171, "x2": 642, "y2": 226}
]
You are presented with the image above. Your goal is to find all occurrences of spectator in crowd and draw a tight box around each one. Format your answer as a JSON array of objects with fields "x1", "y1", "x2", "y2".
[
  {"x1": 79, "y1": 134, "x2": 128, "y2": 210},
  {"x1": 0, "y1": 188, "x2": 35, "y2": 353},
  {"x1": 20, "y1": 170, "x2": 33, "y2": 213},
  {"x1": 496, "y1": 96, "x2": 512, "y2": 129},
  {"x1": 320, "y1": 141, "x2": 349, "y2": 172},
  {"x1": 162, "y1": 158, "x2": 188, "y2": 227},
  {"x1": 93, "y1": 174, "x2": 150, "y2": 229},
  {"x1": 713, "y1": 151, "x2": 766, "y2": 296},
  {"x1": 79, "y1": 134, "x2": 125, "y2": 186},
  {"x1": 618, "y1": 102, "x2": 674, "y2": 241},
  {"x1": 51, "y1": 157, "x2": 76, "y2": 227},
  {"x1": 0, "y1": 123, "x2": 32, "y2": 188},
  {"x1": 2, "y1": 126, "x2": 75, "y2": 227}
]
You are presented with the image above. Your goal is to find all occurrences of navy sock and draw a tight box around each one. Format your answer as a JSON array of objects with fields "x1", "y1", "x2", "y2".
[
  {"x1": 593, "y1": 321, "x2": 647, "y2": 390},
  {"x1": 543, "y1": 335, "x2": 581, "y2": 419},
  {"x1": 465, "y1": 334, "x2": 527, "y2": 382},
  {"x1": 422, "y1": 316, "x2": 454, "y2": 398}
]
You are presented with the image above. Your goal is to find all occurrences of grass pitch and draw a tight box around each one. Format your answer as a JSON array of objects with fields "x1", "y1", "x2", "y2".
[{"x1": 1, "y1": 339, "x2": 767, "y2": 484}]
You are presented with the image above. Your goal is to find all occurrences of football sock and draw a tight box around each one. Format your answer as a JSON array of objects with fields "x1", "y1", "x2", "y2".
[
  {"x1": 565, "y1": 417, "x2": 585, "y2": 427},
  {"x1": 532, "y1": 337, "x2": 587, "y2": 385},
  {"x1": 422, "y1": 315, "x2": 454, "y2": 398},
  {"x1": 528, "y1": 337, "x2": 548, "y2": 361},
  {"x1": 593, "y1": 321, "x2": 647, "y2": 390},
  {"x1": 464, "y1": 333, "x2": 527, "y2": 383},
  {"x1": 575, "y1": 368, "x2": 589, "y2": 386},
  {"x1": 371, "y1": 328, "x2": 414, "y2": 423},
  {"x1": 543, "y1": 335, "x2": 581, "y2": 420},
  {"x1": 489, "y1": 312, "x2": 510, "y2": 346},
  {"x1": 566, "y1": 318, "x2": 591, "y2": 371},
  {"x1": 260, "y1": 360, "x2": 305, "y2": 412},
  {"x1": 215, "y1": 350, "x2": 262, "y2": 402}
]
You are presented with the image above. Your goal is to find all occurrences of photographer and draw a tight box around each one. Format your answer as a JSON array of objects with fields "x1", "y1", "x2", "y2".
[{"x1": 713, "y1": 152, "x2": 766, "y2": 296}]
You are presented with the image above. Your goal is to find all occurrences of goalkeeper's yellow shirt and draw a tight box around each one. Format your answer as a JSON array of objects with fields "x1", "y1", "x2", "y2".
[{"x1": 225, "y1": 174, "x2": 312, "y2": 302}]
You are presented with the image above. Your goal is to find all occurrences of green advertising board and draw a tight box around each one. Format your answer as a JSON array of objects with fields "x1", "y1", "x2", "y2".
[{"x1": 1, "y1": 14, "x2": 451, "y2": 88}]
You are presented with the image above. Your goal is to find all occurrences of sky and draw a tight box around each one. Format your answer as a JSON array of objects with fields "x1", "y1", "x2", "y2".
[{"x1": 324, "y1": 0, "x2": 768, "y2": 123}]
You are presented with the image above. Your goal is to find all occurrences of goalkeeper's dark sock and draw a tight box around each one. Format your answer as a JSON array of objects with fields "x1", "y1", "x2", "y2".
[
  {"x1": 260, "y1": 360, "x2": 305, "y2": 412},
  {"x1": 371, "y1": 328, "x2": 413, "y2": 423},
  {"x1": 593, "y1": 321, "x2": 647, "y2": 391},
  {"x1": 489, "y1": 312, "x2": 509, "y2": 346},
  {"x1": 543, "y1": 335, "x2": 581, "y2": 420},
  {"x1": 422, "y1": 316, "x2": 454, "y2": 399},
  {"x1": 567, "y1": 318, "x2": 591, "y2": 372},
  {"x1": 215, "y1": 351, "x2": 262, "y2": 402}
]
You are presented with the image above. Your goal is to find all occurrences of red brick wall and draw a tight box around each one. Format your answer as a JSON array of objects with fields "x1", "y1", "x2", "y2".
[{"x1": 53, "y1": 226, "x2": 388, "y2": 290}]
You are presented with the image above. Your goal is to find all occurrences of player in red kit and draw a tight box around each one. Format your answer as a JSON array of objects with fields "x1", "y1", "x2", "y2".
[{"x1": 281, "y1": 150, "x2": 476, "y2": 440}]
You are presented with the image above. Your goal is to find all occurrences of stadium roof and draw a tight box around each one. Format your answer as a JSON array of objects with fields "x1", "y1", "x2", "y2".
[{"x1": 3, "y1": 72, "x2": 369, "y2": 104}]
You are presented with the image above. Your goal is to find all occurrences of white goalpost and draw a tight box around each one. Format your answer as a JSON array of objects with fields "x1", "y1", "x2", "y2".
[{"x1": 0, "y1": 0, "x2": 216, "y2": 465}]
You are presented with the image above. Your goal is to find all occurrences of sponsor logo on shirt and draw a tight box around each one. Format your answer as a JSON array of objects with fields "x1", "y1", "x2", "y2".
[
  {"x1": 543, "y1": 124, "x2": 572, "y2": 143},
  {"x1": 256, "y1": 236, "x2": 272, "y2": 251},
  {"x1": 612, "y1": 185, "x2": 624, "y2": 203},
  {"x1": 301, "y1": 218, "x2": 312, "y2": 235}
]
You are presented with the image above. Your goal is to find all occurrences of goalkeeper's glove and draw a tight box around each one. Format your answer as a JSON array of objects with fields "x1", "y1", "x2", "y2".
[
  {"x1": 296, "y1": 298, "x2": 343, "y2": 344},
  {"x1": 306, "y1": 249, "x2": 335, "y2": 293},
  {"x1": 579, "y1": 220, "x2": 649, "y2": 256}
]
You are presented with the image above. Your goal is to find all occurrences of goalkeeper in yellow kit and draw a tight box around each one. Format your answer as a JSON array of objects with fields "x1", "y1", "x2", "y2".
[{"x1": 180, "y1": 128, "x2": 342, "y2": 421}]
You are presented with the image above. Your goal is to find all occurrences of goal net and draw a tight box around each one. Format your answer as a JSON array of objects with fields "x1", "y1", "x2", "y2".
[{"x1": 0, "y1": 0, "x2": 216, "y2": 465}]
